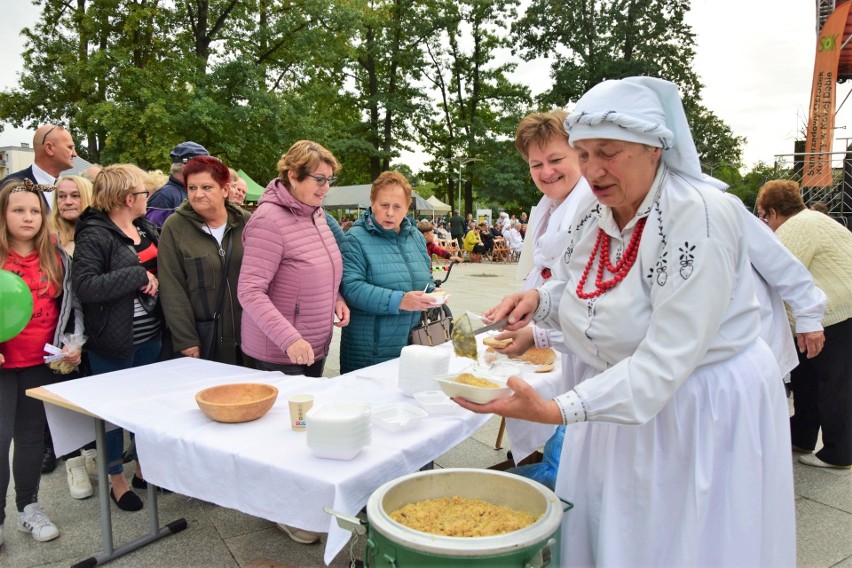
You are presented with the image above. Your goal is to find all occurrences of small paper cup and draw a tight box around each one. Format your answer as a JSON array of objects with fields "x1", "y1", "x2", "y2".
[{"x1": 288, "y1": 394, "x2": 314, "y2": 431}]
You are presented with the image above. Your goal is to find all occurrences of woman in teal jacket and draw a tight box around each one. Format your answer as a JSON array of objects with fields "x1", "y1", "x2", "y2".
[{"x1": 340, "y1": 171, "x2": 435, "y2": 373}]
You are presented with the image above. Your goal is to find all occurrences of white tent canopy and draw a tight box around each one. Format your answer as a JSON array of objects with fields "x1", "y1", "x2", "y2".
[
  {"x1": 425, "y1": 195, "x2": 452, "y2": 212},
  {"x1": 323, "y1": 184, "x2": 434, "y2": 212},
  {"x1": 322, "y1": 184, "x2": 373, "y2": 209}
]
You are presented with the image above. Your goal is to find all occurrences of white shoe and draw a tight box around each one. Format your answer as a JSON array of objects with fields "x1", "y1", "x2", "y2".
[
  {"x1": 275, "y1": 523, "x2": 322, "y2": 544},
  {"x1": 798, "y1": 453, "x2": 852, "y2": 470},
  {"x1": 81, "y1": 448, "x2": 98, "y2": 479},
  {"x1": 66, "y1": 456, "x2": 94, "y2": 499},
  {"x1": 17, "y1": 504, "x2": 59, "y2": 542}
]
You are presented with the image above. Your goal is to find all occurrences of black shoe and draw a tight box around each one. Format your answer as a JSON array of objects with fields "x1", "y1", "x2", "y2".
[
  {"x1": 132, "y1": 475, "x2": 171, "y2": 494},
  {"x1": 41, "y1": 447, "x2": 57, "y2": 474},
  {"x1": 110, "y1": 488, "x2": 143, "y2": 512},
  {"x1": 131, "y1": 475, "x2": 147, "y2": 490}
]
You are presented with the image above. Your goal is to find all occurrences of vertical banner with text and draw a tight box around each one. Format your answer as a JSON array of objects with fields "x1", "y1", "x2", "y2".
[{"x1": 804, "y1": 1, "x2": 851, "y2": 187}]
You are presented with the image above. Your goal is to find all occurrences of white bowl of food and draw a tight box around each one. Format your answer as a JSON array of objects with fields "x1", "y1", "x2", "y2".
[{"x1": 435, "y1": 372, "x2": 513, "y2": 405}]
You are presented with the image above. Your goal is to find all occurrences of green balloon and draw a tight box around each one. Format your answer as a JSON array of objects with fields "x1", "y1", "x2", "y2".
[{"x1": 0, "y1": 269, "x2": 33, "y2": 343}]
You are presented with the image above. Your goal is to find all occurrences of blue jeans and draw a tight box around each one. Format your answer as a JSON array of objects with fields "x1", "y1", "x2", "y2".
[
  {"x1": 507, "y1": 425, "x2": 565, "y2": 491},
  {"x1": 88, "y1": 337, "x2": 161, "y2": 475}
]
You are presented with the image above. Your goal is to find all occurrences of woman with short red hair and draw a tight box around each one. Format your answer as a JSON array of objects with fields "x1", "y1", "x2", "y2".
[{"x1": 158, "y1": 155, "x2": 251, "y2": 364}]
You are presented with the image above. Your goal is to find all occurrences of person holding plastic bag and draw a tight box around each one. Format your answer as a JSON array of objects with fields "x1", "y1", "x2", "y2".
[{"x1": 0, "y1": 179, "x2": 83, "y2": 547}]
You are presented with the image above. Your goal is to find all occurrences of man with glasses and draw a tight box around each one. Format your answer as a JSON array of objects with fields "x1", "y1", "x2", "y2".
[
  {"x1": 2, "y1": 123, "x2": 78, "y2": 211},
  {"x1": 145, "y1": 141, "x2": 209, "y2": 228}
]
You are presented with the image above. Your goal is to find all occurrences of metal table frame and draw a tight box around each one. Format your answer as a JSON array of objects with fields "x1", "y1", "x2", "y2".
[{"x1": 28, "y1": 388, "x2": 187, "y2": 568}]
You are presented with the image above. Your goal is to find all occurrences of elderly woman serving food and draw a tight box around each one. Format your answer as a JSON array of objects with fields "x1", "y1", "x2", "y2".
[{"x1": 456, "y1": 77, "x2": 795, "y2": 566}]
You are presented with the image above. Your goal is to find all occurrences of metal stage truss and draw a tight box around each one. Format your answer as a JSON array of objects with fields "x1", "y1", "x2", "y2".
[{"x1": 773, "y1": 149, "x2": 852, "y2": 227}]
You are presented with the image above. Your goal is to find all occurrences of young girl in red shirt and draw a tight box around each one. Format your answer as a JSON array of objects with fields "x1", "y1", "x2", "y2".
[{"x1": 0, "y1": 179, "x2": 83, "y2": 547}]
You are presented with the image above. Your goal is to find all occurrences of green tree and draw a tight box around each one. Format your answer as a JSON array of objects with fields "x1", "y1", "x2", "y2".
[
  {"x1": 0, "y1": 0, "x2": 371, "y2": 185},
  {"x1": 417, "y1": 0, "x2": 531, "y2": 214},
  {"x1": 345, "y1": 0, "x2": 437, "y2": 180},
  {"x1": 514, "y1": 0, "x2": 742, "y2": 167}
]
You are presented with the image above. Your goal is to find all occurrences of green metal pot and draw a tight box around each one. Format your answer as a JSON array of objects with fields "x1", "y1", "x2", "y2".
[{"x1": 361, "y1": 468, "x2": 571, "y2": 567}]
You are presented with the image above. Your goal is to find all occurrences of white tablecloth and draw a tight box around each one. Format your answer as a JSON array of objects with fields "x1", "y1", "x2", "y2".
[
  {"x1": 43, "y1": 342, "x2": 564, "y2": 564},
  {"x1": 43, "y1": 355, "x2": 490, "y2": 564}
]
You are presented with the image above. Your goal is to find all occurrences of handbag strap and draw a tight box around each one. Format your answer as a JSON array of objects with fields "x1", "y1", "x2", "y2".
[{"x1": 212, "y1": 232, "x2": 233, "y2": 319}]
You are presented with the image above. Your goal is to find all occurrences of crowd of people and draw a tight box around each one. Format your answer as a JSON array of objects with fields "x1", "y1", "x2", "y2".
[
  {"x1": 0, "y1": 132, "x2": 490, "y2": 548},
  {"x1": 0, "y1": 75, "x2": 850, "y2": 564}
]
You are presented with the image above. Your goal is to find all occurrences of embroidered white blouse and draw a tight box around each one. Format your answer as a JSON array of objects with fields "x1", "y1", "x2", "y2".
[
  {"x1": 534, "y1": 165, "x2": 765, "y2": 425},
  {"x1": 524, "y1": 179, "x2": 592, "y2": 351}
]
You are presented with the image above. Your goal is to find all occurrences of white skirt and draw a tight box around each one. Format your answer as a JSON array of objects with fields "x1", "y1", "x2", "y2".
[{"x1": 556, "y1": 341, "x2": 795, "y2": 567}]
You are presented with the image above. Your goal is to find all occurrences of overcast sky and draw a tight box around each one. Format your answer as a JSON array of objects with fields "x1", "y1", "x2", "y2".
[{"x1": 1, "y1": 0, "x2": 847, "y2": 171}]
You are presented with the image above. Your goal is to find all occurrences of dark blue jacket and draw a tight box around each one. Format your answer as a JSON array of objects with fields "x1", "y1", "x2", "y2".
[
  {"x1": 340, "y1": 210, "x2": 431, "y2": 373},
  {"x1": 146, "y1": 175, "x2": 186, "y2": 228}
]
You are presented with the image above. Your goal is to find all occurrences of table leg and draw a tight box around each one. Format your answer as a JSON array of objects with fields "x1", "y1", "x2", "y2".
[
  {"x1": 70, "y1": 418, "x2": 188, "y2": 568},
  {"x1": 95, "y1": 418, "x2": 113, "y2": 555},
  {"x1": 495, "y1": 417, "x2": 507, "y2": 450}
]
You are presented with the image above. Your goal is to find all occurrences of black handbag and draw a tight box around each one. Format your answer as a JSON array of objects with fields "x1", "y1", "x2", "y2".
[
  {"x1": 194, "y1": 235, "x2": 233, "y2": 361},
  {"x1": 128, "y1": 244, "x2": 159, "y2": 314},
  {"x1": 194, "y1": 319, "x2": 218, "y2": 360},
  {"x1": 409, "y1": 310, "x2": 452, "y2": 346},
  {"x1": 136, "y1": 289, "x2": 159, "y2": 313}
]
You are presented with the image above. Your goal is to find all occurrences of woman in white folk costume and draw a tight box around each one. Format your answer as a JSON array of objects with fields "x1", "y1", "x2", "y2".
[
  {"x1": 492, "y1": 111, "x2": 592, "y2": 488},
  {"x1": 456, "y1": 77, "x2": 796, "y2": 566}
]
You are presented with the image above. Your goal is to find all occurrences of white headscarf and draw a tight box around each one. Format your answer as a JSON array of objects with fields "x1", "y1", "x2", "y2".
[{"x1": 565, "y1": 76, "x2": 706, "y2": 186}]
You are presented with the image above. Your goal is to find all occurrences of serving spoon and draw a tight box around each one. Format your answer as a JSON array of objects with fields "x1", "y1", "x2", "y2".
[{"x1": 450, "y1": 313, "x2": 508, "y2": 361}]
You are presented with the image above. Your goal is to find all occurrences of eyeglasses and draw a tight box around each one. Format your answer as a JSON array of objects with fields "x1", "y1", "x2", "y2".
[
  {"x1": 757, "y1": 210, "x2": 769, "y2": 223},
  {"x1": 40, "y1": 122, "x2": 66, "y2": 146},
  {"x1": 131, "y1": 191, "x2": 150, "y2": 198},
  {"x1": 306, "y1": 174, "x2": 339, "y2": 187}
]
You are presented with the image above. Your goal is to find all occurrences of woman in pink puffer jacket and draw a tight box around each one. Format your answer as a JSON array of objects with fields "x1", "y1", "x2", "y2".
[{"x1": 238, "y1": 141, "x2": 349, "y2": 377}]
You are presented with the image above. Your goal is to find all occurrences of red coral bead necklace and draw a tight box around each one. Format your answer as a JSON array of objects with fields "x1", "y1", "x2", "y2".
[{"x1": 576, "y1": 217, "x2": 647, "y2": 300}]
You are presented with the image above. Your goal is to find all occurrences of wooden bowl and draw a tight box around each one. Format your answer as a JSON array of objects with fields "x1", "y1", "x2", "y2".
[{"x1": 195, "y1": 383, "x2": 279, "y2": 423}]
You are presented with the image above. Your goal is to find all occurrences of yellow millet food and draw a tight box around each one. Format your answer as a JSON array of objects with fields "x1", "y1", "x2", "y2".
[
  {"x1": 389, "y1": 496, "x2": 538, "y2": 536},
  {"x1": 456, "y1": 373, "x2": 499, "y2": 388}
]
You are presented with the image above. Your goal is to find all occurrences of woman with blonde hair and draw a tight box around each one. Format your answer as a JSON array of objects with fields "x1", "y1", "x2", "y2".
[
  {"x1": 73, "y1": 164, "x2": 161, "y2": 512},
  {"x1": 50, "y1": 175, "x2": 92, "y2": 256},
  {"x1": 142, "y1": 170, "x2": 168, "y2": 195}
]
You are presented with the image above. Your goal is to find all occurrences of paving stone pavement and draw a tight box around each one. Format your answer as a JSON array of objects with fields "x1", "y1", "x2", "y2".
[{"x1": 3, "y1": 262, "x2": 849, "y2": 567}]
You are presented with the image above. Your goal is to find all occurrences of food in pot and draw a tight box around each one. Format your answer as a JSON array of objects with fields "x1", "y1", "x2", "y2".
[
  {"x1": 456, "y1": 373, "x2": 499, "y2": 388},
  {"x1": 389, "y1": 496, "x2": 538, "y2": 536}
]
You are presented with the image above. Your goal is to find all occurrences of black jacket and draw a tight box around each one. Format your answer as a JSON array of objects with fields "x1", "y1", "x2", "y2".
[{"x1": 72, "y1": 208, "x2": 160, "y2": 361}]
